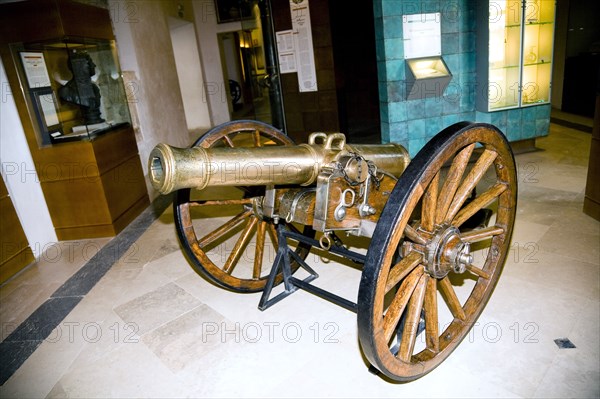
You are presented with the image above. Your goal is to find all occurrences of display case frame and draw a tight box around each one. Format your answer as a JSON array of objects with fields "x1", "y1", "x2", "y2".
[{"x1": 476, "y1": 0, "x2": 556, "y2": 112}]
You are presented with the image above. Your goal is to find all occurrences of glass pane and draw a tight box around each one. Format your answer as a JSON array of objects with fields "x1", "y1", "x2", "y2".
[
  {"x1": 488, "y1": 0, "x2": 522, "y2": 110},
  {"x1": 522, "y1": 0, "x2": 555, "y2": 105}
]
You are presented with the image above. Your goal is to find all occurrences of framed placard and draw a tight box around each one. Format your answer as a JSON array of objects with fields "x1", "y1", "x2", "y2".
[
  {"x1": 30, "y1": 87, "x2": 62, "y2": 144},
  {"x1": 19, "y1": 52, "x2": 51, "y2": 88},
  {"x1": 403, "y1": 13, "x2": 442, "y2": 59}
]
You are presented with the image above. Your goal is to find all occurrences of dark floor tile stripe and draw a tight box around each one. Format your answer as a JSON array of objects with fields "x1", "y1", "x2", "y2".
[
  {"x1": 4, "y1": 297, "x2": 83, "y2": 342},
  {"x1": 0, "y1": 194, "x2": 172, "y2": 386},
  {"x1": 550, "y1": 117, "x2": 593, "y2": 133},
  {"x1": 0, "y1": 341, "x2": 42, "y2": 386}
]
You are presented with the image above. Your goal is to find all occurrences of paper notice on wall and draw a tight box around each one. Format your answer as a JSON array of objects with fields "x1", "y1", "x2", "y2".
[
  {"x1": 276, "y1": 30, "x2": 297, "y2": 73},
  {"x1": 402, "y1": 13, "x2": 442, "y2": 59},
  {"x1": 289, "y1": 0, "x2": 317, "y2": 92},
  {"x1": 20, "y1": 52, "x2": 51, "y2": 88}
]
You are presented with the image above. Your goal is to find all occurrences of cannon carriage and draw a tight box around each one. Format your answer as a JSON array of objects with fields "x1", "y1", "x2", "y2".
[{"x1": 149, "y1": 120, "x2": 517, "y2": 381}]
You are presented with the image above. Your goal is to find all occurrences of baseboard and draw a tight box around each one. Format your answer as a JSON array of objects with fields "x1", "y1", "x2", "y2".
[{"x1": 510, "y1": 138, "x2": 539, "y2": 154}]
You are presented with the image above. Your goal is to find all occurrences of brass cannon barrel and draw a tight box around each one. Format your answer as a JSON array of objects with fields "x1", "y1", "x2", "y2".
[{"x1": 149, "y1": 135, "x2": 409, "y2": 194}]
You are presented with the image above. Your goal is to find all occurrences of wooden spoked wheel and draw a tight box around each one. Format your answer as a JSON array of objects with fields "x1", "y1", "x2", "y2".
[
  {"x1": 358, "y1": 122, "x2": 517, "y2": 381},
  {"x1": 174, "y1": 120, "x2": 312, "y2": 293}
]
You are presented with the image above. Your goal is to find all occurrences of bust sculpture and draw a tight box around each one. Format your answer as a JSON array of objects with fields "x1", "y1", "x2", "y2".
[{"x1": 59, "y1": 51, "x2": 104, "y2": 124}]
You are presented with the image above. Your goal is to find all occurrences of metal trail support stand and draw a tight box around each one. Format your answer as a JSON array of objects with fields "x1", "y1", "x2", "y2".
[{"x1": 258, "y1": 223, "x2": 366, "y2": 312}]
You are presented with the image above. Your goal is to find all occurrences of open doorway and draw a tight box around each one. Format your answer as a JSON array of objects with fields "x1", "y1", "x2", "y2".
[
  {"x1": 218, "y1": 30, "x2": 272, "y2": 123},
  {"x1": 329, "y1": 0, "x2": 380, "y2": 143},
  {"x1": 216, "y1": 0, "x2": 285, "y2": 130}
]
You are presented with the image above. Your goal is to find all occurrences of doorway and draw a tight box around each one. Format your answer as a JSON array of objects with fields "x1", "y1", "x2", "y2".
[
  {"x1": 329, "y1": 0, "x2": 380, "y2": 143},
  {"x1": 559, "y1": 0, "x2": 600, "y2": 117},
  {"x1": 217, "y1": 0, "x2": 286, "y2": 130},
  {"x1": 217, "y1": 0, "x2": 381, "y2": 141}
]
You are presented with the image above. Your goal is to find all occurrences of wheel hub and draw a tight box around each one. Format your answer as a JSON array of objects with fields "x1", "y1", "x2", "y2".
[{"x1": 424, "y1": 224, "x2": 472, "y2": 278}]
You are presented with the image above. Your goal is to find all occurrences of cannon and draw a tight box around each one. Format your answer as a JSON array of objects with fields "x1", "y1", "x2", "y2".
[{"x1": 149, "y1": 120, "x2": 517, "y2": 381}]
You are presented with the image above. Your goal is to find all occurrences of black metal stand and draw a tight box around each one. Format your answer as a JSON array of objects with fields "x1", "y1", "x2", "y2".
[{"x1": 258, "y1": 224, "x2": 366, "y2": 313}]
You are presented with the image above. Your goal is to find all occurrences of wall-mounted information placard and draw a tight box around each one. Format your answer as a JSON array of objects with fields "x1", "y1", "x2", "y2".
[
  {"x1": 276, "y1": 30, "x2": 297, "y2": 73},
  {"x1": 289, "y1": 0, "x2": 317, "y2": 92},
  {"x1": 402, "y1": 13, "x2": 442, "y2": 59}
]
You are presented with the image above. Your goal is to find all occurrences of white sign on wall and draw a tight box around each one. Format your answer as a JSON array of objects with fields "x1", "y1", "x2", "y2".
[
  {"x1": 276, "y1": 30, "x2": 297, "y2": 73},
  {"x1": 402, "y1": 13, "x2": 442, "y2": 59},
  {"x1": 289, "y1": 0, "x2": 317, "y2": 92}
]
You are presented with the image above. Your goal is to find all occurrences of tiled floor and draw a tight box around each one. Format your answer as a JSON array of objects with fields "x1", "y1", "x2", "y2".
[
  {"x1": 1, "y1": 123, "x2": 598, "y2": 398},
  {"x1": 551, "y1": 108, "x2": 594, "y2": 131}
]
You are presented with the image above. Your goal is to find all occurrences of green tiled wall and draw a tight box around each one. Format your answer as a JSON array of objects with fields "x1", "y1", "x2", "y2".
[{"x1": 375, "y1": 0, "x2": 552, "y2": 156}]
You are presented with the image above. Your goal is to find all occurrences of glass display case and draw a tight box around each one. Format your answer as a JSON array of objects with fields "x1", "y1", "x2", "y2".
[
  {"x1": 10, "y1": 38, "x2": 131, "y2": 146},
  {"x1": 0, "y1": 0, "x2": 149, "y2": 240},
  {"x1": 477, "y1": 0, "x2": 556, "y2": 111}
]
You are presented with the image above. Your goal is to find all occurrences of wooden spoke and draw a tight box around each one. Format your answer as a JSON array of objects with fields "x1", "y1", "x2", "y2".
[
  {"x1": 223, "y1": 216, "x2": 258, "y2": 274},
  {"x1": 189, "y1": 198, "x2": 252, "y2": 207},
  {"x1": 438, "y1": 276, "x2": 466, "y2": 321},
  {"x1": 404, "y1": 224, "x2": 427, "y2": 245},
  {"x1": 253, "y1": 221, "x2": 267, "y2": 279},
  {"x1": 253, "y1": 129, "x2": 262, "y2": 147},
  {"x1": 452, "y1": 182, "x2": 507, "y2": 227},
  {"x1": 435, "y1": 143, "x2": 475, "y2": 224},
  {"x1": 222, "y1": 135, "x2": 235, "y2": 147},
  {"x1": 397, "y1": 274, "x2": 428, "y2": 362},
  {"x1": 421, "y1": 171, "x2": 439, "y2": 232},
  {"x1": 197, "y1": 210, "x2": 252, "y2": 248},
  {"x1": 383, "y1": 266, "x2": 424, "y2": 343},
  {"x1": 461, "y1": 226, "x2": 505, "y2": 243},
  {"x1": 465, "y1": 264, "x2": 491, "y2": 280},
  {"x1": 444, "y1": 149, "x2": 498, "y2": 224},
  {"x1": 423, "y1": 278, "x2": 439, "y2": 353},
  {"x1": 267, "y1": 223, "x2": 279, "y2": 249},
  {"x1": 385, "y1": 251, "x2": 423, "y2": 293}
]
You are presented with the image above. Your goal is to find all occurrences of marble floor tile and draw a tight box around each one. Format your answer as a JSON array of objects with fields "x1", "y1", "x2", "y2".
[
  {"x1": 45, "y1": 337, "x2": 189, "y2": 398},
  {"x1": 102, "y1": 262, "x2": 179, "y2": 309},
  {"x1": 113, "y1": 282, "x2": 202, "y2": 335},
  {"x1": 504, "y1": 247, "x2": 599, "y2": 299},
  {"x1": 51, "y1": 310, "x2": 143, "y2": 379},
  {"x1": 143, "y1": 250, "x2": 193, "y2": 281},
  {"x1": 141, "y1": 303, "x2": 232, "y2": 372},
  {"x1": 510, "y1": 218, "x2": 552, "y2": 246},
  {"x1": 464, "y1": 273, "x2": 597, "y2": 397},
  {"x1": 537, "y1": 225, "x2": 600, "y2": 265},
  {"x1": 533, "y1": 300, "x2": 600, "y2": 398}
]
